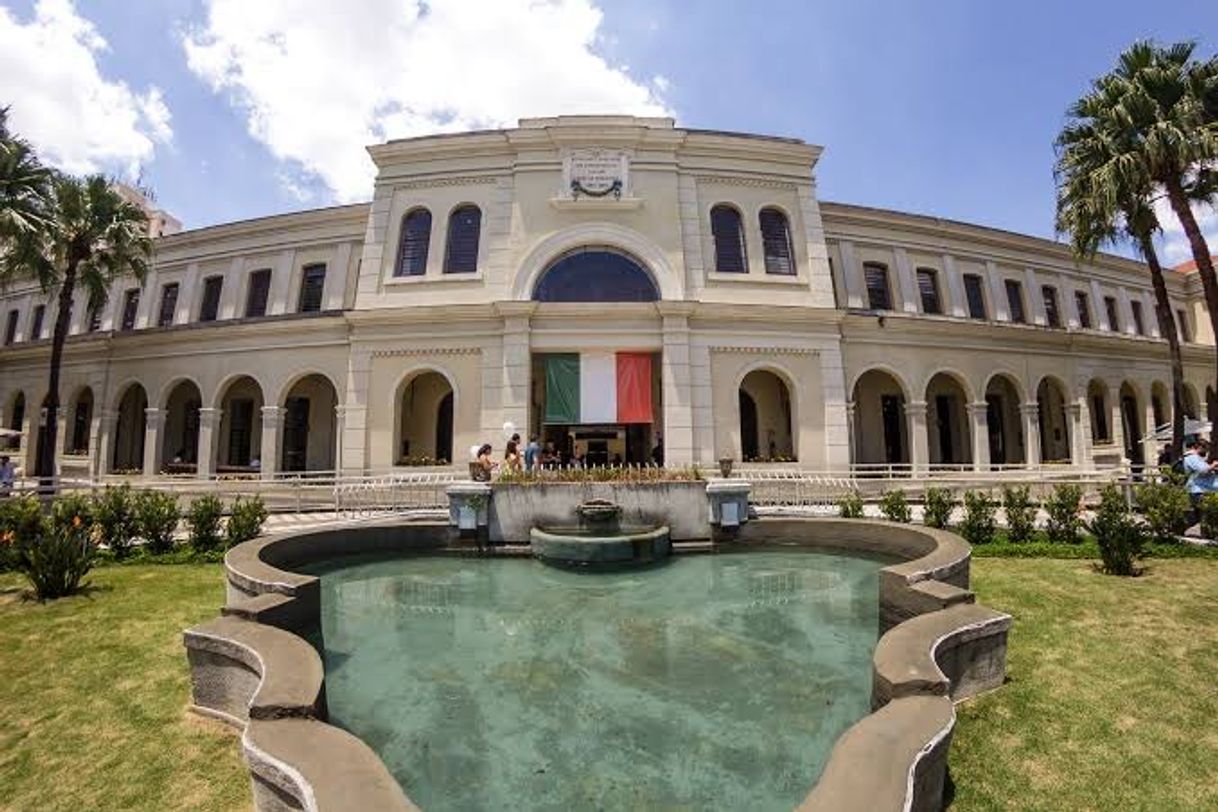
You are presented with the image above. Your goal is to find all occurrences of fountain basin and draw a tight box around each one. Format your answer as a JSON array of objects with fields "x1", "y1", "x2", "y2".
[{"x1": 530, "y1": 523, "x2": 671, "y2": 567}]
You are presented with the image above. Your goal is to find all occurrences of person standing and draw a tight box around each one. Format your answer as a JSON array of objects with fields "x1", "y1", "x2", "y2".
[
  {"x1": 504, "y1": 434, "x2": 522, "y2": 473},
  {"x1": 0, "y1": 455, "x2": 14, "y2": 496},
  {"x1": 1182, "y1": 439, "x2": 1218, "y2": 523},
  {"x1": 524, "y1": 435, "x2": 541, "y2": 472}
]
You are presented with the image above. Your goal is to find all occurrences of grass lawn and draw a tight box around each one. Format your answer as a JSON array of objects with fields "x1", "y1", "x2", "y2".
[
  {"x1": 951, "y1": 557, "x2": 1218, "y2": 810},
  {"x1": 0, "y1": 564, "x2": 246, "y2": 812},
  {"x1": 2, "y1": 556, "x2": 1216, "y2": 811}
]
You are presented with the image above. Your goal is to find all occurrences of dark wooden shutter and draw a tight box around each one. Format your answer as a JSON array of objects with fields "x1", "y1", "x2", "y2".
[
  {"x1": 864, "y1": 264, "x2": 892, "y2": 310},
  {"x1": 1042, "y1": 286, "x2": 1060, "y2": 328},
  {"x1": 246, "y1": 269, "x2": 271, "y2": 317},
  {"x1": 916, "y1": 269, "x2": 941, "y2": 314},
  {"x1": 963, "y1": 275, "x2": 987, "y2": 319},
  {"x1": 158, "y1": 283, "x2": 179, "y2": 327},
  {"x1": 199, "y1": 276, "x2": 223, "y2": 322},
  {"x1": 396, "y1": 209, "x2": 431, "y2": 276},
  {"x1": 710, "y1": 205, "x2": 747, "y2": 273},
  {"x1": 298, "y1": 265, "x2": 326, "y2": 313},
  {"x1": 1075, "y1": 291, "x2": 1091, "y2": 328},
  {"x1": 1004, "y1": 280, "x2": 1025, "y2": 323},
  {"x1": 444, "y1": 206, "x2": 481, "y2": 273},
  {"x1": 759, "y1": 208, "x2": 795, "y2": 275}
]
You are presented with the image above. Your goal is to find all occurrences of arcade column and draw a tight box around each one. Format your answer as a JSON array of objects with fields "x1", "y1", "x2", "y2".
[{"x1": 659, "y1": 304, "x2": 695, "y2": 466}]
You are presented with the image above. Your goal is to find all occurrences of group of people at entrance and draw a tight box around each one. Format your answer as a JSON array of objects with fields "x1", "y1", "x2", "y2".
[{"x1": 470, "y1": 433, "x2": 664, "y2": 481}]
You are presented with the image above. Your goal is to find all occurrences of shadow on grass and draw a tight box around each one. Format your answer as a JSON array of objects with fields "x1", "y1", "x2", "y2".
[{"x1": 10, "y1": 580, "x2": 114, "y2": 604}]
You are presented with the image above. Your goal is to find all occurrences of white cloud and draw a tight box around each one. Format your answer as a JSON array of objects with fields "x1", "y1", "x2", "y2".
[
  {"x1": 1153, "y1": 195, "x2": 1218, "y2": 267},
  {"x1": 0, "y1": 0, "x2": 172, "y2": 177},
  {"x1": 183, "y1": 0, "x2": 669, "y2": 202}
]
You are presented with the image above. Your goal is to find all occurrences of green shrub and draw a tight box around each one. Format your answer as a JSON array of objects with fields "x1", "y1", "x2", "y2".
[
  {"x1": 959, "y1": 490, "x2": 997, "y2": 545},
  {"x1": 1001, "y1": 485, "x2": 1037, "y2": 543},
  {"x1": 187, "y1": 495, "x2": 224, "y2": 552},
  {"x1": 1089, "y1": 484, "x2": 1146, "y2": 576},
  {"x1": 134, "y1": 491, "x2": 181, "y2": 554},
  {"x1": 922, "y1": 487, "x2": 953, "y2": 529},
  {"x1": 837, "y1": 490, "x2": 864, "y2": 519},
  {"x1": 51, "y1": 492, "x2": 94, "y2": 535},
  {"x1": 0, "y1": 495, "x2": 43, "y2": 571},
  {"x1": 225, "y1": 495, "x2": 268, "y2": 547},
  {"x1": 1198, "y1": 494, "x2": 1218, "y2": 541},
  {"x1": 1136, "y1": 477, "x2": 1191, "y2": 544},
  {"x1": 93, "y1": 484, "x2": 137, "y2": 558},
  {"x1": 878, "y1": 490, "x2": 911, "y2": 523},
  {"x1": 1044, "y1": 483, "x2": 1084, "y2": 544},
  {"x1": 18, "y1": 516, "x2": 96, "y2": 599}
]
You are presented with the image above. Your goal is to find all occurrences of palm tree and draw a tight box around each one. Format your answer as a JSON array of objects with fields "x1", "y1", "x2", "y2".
[
  {"x1": 2, "y1": 174, "x2": 152, "y2": 491},
  {"x1": 1093, "y1": 41, "x2": 1218, "y2": 423},
  {"x1": 1056, "y1": 83, "x2": 1188, "y2": 460},
  {"x1": 0, "y1": 107, "x2": 52, "y2": 243}
]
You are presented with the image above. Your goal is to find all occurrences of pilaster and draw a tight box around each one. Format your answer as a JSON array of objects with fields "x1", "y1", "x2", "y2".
[
  {"x1": 142, "y1": 408, "x2": 163, "y2": 476},
  {"x1": 905, "y1": 400, "x2": 929, "y2": 474},
  {"x1": 967, "y1": 402, "x2": 990, "y2": 472},
  {"x1": 661, "y1": 308, "x2": 694, "y2": 466},
  {"x1": 197, "y1": 407, "x2": 220, "y2": 480},
  {"x1": 838, "y1": 240, "x2": 865, "y2": 309},
  {"x1": 1020, "y1": 403, "x2": 1042, "y2": 469},
  {"x1": 260, "y1": 406, "x2": 285, "y2": 479}
]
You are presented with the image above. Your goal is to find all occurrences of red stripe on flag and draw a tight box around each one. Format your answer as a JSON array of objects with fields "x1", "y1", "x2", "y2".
[{"x1": 616, "y1": 353, "x2": 652, "y2": 424}]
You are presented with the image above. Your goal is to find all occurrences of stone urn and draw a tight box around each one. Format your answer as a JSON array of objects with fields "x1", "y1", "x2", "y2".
[{"x1": 718, "y1": 456, "x2": 735, "y2": 478}]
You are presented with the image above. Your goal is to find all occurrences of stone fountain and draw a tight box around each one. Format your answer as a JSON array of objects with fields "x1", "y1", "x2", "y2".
[{"x1": 529, "y1": 498, "x2": 671, "y2": 568}]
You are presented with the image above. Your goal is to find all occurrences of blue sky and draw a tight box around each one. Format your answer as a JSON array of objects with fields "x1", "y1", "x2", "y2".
[{"x1": 1, "y1": 0, "x2": 1215, "y2": 261}]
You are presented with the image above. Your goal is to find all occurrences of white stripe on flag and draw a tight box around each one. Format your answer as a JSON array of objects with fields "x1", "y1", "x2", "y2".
[{"x1": 579, "y1": 352, "x2": 617, "y2": 423}]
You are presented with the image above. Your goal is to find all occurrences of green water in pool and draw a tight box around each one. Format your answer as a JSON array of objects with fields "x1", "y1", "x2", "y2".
[{"x1": 305, "y1": 550, "x2": 885, "y2": 811}]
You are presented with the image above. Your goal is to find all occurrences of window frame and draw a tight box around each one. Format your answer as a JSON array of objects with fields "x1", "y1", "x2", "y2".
[
  {"x1": 709, "y1": 204, "x2": 748, "y2": 274},
  {"x1": 442, "y1": 204, "x2": 482, "y2": 274},
  {"x1": 198, "y1": 275, "x2": 224, "y2": 323},
  {"x1": 1004, "y1": 279, "x2": 1026, "y2": 324},
  {"x1": 1130, "y1": 299, "x2": 1145, "y2": 335},
  {"x1": 1075, "y1": 290, "x2": 1092, "y2": 329},
  {"x1": 963, "y1": 273, "x2": 987, "y2": 320},
  {"x1": 120, "y1": 289, "x2": 140, "y2": 331},
  {"x1": 758, "y1": 206, "x2": 797, "y2": 276},
  {"x1": 30, "y1": 304, "x2": 45, "y2": 340},
  {"x1": 297, "y1": 263, "x2": 327, "y2": 313},
  {"x1": 3, "y1": 309, "x2": 17, "y2": 346},
  {"x1": 915, "y1": 268, "x2": 942, "y2": 315},
  {"x1": 394, "y1": 207, "x2": 432, "y2": 277},
  {"x1": 1176, "y1": 308, "x2": 1191, "y2": 342},
  {"x1": 245, "y1": 269, "x2": 272, "y2": 318},
  {"x1": 863, "y1": 262, "x2": 893, "y2": 311},
  {"x1": 1103, "y1": 295, "x2": 1120, "y2": 332},
  {"x1": 157, "y1": 282, "x2": 180, "y2": 328},
  {"x1": 1041, "y1": 285, "x2": 1061, "y2": 328}
]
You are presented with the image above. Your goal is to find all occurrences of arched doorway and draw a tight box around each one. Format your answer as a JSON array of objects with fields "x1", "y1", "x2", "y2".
[
  {"x1": 112, "y1": 384, "x2": 147, "y2": 472},
  {"x1": 532, "y1": 247, "x2": 659, "y2": 302},
  {"x1": 31, "y1": 394, "x2": 52, "y2": 473},
  {"x1": 1151, "y1": 381, "x2": 1169, "y2": 432},
  {"x1": 396, "y1": 371, "x2": 454, "y2": 465},
  {"x1": 1120, "y1": 382, "x2": 1144, "y2": 466},
  {"x1": 926, "y1": 373, "x2": 971, "y2": 465},
  {"x1": 1087, "y1": 379, "x2": 1112, "y2": 444},
  {"x1": 739, "y1": 370, "x2": 794, "y2": 461},
  {"x1": 280, "y1": 374, "x2": 339, "y2": 473},
  {"x1": 162, "y1": 381, "x2": 202, "y2": 472},
  {"x1": 1037, "y1": 377, "x2": 1071, "y2": 463},
  {"x1": 217, "y1": 376, "x2": 264, "y2": 471},
  {"x1": 984, "y1": 375, "x2": 1024, "y2": 466},
  {"x1": 66, "y1": 387, "x2": 94, "y2": 455},
  {"x1": 5, "y1": 391, "x2": 24, "y2": 452},
  {"x1": 1183, "y1": 384, "x2": 1200, "y2": 420},
  {"x1": 851, "y1": 369, "x2": 908, "y2": 466}
]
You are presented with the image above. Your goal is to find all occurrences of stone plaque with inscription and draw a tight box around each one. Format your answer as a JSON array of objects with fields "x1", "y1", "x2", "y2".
[{"x1": 564, "y1": 149, "x2": 629, "y2": 199}]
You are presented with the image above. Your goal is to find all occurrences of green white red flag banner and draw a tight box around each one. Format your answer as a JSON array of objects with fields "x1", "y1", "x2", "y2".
[{"x1": 543, "y1": 352, "x2": 652, "y2": 424}]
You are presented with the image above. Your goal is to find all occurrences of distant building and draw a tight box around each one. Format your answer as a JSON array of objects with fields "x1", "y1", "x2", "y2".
[
  {"x1": 113, "y1": 181, "x2": 182, "y2": 238},
  {"x1": 0, "y1": 116, "x2": 1211, "y2": 479}
]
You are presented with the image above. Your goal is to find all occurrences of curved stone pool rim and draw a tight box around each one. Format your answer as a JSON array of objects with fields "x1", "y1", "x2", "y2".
[{"x1": 185, "y1": 518, "x2": 1010, "y2": 812}]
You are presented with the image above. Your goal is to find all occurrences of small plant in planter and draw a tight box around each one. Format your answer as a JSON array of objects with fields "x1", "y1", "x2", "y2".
[
  {"x1": 135, "y1": 490, "x2": 181, "y2": 554},
  {"x1": 93, "y1": 484, "x2": 137, "y2": 558},
  {"x1": 922, "y1": 487, "x2": 953, "y2": 529},
  {"x1": 1001, "y1": 485, "x2": 1037, "y2": 543},
  {"x1": 226, "y1": 496, "x2": 269, "y2": 547},
  {"x1": 959, "y1": 490, "x2": 997, "y2": 545},
  {"x1": 1090, "y1": 484, "x2": 1147, "y2": 576},
  {"x1": 1044, "y1": 483, "x2": 1084, "y2": 544},
  {"x1": 837, "y1": 490, "x2": 864, "y2": 519},
  {"x1": 187, "y1": 494, "x2": 224, "y2": 552},
  {"x1": 878, "y1": 490, "x2": 911, "y2": 523}
]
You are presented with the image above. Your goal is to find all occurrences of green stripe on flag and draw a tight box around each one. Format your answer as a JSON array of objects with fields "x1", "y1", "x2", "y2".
[{"x1": 544, "y1": 353, "x2": 580, "y2": 424}]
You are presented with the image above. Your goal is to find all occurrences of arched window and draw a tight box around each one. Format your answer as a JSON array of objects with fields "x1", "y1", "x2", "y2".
[
  {"x1": 759, "y1": 207, "x2": 796, "y2": 275},
  {"x1": 533, "y1": 248, "x2": 659, "y2": 302},
  {"x1": 443, "y1": 205, "x2": 481, "y2": 274},
  {"x1": 395, "y1": 208, "x2": 432, "y2": 277},
  {"x1": 710, "y1": 205, "x2": 747, "y2": 273}
]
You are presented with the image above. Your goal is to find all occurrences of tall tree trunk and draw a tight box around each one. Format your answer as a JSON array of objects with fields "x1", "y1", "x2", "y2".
[
  {"x1": 1139, "y1": 231, "x2": 1187, "y2": 461},
  {"x1": 34, "y1": 259, "x2": 76, "y2": 496},
  {"x1": 1164, "y1": 178, "x2": 1218, "y2": 437}
]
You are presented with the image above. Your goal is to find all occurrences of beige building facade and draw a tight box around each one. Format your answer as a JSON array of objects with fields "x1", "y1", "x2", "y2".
[{"x1": 0, "y1": 116, "x2": 1212, "y2": 479}]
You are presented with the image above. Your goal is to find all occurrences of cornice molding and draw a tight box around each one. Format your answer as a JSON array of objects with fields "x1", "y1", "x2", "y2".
[
  {"x1": 370, "y1": 346, "x2": 481, "y2": 358},
  {"x1": 692, "y1": 173, "x2": 799, "y2": 191},
  {"x1": 709, "y1": 345, "x2": 819, "y2": 356}
]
